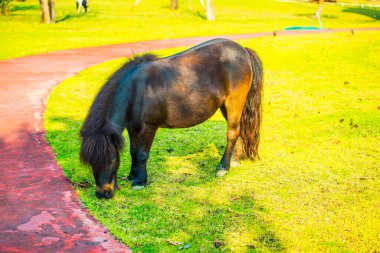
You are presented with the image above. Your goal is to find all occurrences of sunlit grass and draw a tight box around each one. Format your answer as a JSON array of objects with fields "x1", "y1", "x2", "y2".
[
  {"x1": 1, "y1": 0, "x2": 380, "y2": 60},
  {"x1": 45, "y1": 31, "x2": 380, "y2": 252}
]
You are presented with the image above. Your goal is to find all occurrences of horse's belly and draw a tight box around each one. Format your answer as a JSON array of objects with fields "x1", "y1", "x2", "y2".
[
  {"x1": 163, "y1": 97, "x2": 222, "y2": 128},
  {"x1": 166, "y1": 109, "x2": 218, "y2": 128}
]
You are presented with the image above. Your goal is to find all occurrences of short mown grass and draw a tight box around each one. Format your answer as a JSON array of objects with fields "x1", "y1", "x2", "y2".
[
  {"x1": 45, "y1": 31, "x2": 379, "y2": 252},
  {"x1": 1, "y1": 0, "x2": 380, "y2": 60}
]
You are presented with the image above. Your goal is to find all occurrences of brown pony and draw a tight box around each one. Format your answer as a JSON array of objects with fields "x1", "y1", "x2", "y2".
[{"x1": 80, "y1": 38, "x2": 263, "y2": 199}]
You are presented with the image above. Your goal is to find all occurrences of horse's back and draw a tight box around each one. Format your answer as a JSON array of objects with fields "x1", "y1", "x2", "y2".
[
  {"x1": 123, "y1": 39, "x2": 253, "y2": 128},
  {"x1": 164, "y1": 38, "x2": 249, "y2": 63},
  {"x1": 163, "y1": 38, "x2": 252, "y2": 91}
]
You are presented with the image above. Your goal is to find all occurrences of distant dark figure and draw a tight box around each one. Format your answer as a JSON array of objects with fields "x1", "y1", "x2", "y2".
[{"x1": 76, "y1": 0, "x2": 88, "y2": 13}]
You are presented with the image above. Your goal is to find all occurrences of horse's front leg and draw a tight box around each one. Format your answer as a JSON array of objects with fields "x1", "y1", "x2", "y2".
[
  {"x1": 216, "y1": 123, "x2": 240, "y2": 177},
  {"x1": 127, "y1": 138, "x2": 138, "y2": 182},
  {"x1": 128, "y1": 124, "x2": 157, "y2": 190},
  {"x1": 76, "y1": 1, "x2": 81, "y2": 13}
]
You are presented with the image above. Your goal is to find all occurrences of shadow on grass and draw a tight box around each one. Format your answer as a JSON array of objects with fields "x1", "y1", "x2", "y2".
[
  {"x1": 46, "y1": 115, "x2": 284, "y2": 252},
  {"x1": 56, "y1": 13, "x2": 85, "y2": 23},
  {"x1": 10, "y1": 4, "x2": 39, "y2": 12},
  {"x1": 296, "y1": 13, "x2": 339, "y2": 19},
  {"x1": 195, "y1": 10, "x2": 207, "y2": 20},
  {"x1": 343, "y1": 7, "x2": 380, "y2": 20},
  {"x1": 56, "y1": 10, "x2": 98, "y2": 23}
]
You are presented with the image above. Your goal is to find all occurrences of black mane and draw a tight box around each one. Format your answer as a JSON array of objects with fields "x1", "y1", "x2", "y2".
[{"x1": 80, "y1": 54, "x2": 157, "y2": 169}]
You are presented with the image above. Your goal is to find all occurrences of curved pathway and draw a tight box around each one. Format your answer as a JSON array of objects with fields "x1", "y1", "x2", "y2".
[{"x1": 0, "y1": 27, "x2": 379, "y2": 252}]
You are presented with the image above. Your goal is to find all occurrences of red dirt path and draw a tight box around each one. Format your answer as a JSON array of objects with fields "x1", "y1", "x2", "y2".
[{"x1": 0, "y1": 28, "x2": 378, "y2": 252}]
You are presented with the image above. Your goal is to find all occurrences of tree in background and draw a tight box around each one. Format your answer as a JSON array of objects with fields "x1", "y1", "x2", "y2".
[
  {"x1": 131, "y1": 0, "x2": 214, "y2": 20},
  {"x1": 39, "y1": 0, "x2": 55, "y2": 23},
  {"x1": 171, "y1": 0, "x2": 214, "y2": 20},
  {"x1": 206, "y1": 0, "x2": 214, "y2": 20},
  {"x1": 170, "y1": 0, "x2": 178, "y2": 10},
  {"x1": 0, "y1": 0, "x2": 12, "y2": 14}
]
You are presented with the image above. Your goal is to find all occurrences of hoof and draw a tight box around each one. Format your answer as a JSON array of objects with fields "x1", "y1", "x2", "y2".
[
  {"x1": 216, "y1": 169, "x2": 228, "y2": 178},
  {"x1": 95, "y1": 191, "x2": 114, "y2": 199},
  {"x1": 131, "y1": 185, "x2": 145, "y2": 190},
  {"x1": 230, "y1": 160, "x2": 240, "y2": 168},
  {"x1": 127, "y1": 174, "x2": 136, "y2": 182}
]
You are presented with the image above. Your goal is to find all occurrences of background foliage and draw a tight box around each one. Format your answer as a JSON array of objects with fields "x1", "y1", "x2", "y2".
[{"x1": 1, "y1": 0, "x2": 380, "y2": 60}]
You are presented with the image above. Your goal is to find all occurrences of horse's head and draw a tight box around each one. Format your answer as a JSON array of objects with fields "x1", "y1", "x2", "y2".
[
  {"x1": 80, "y1": 127, "x2": 124, "y2": 199},
  {"x1": 92, "y1": 144, "x2": 120, "y2": 199}
]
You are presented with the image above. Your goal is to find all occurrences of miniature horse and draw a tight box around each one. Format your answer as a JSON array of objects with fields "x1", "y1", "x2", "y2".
[{"x1": 80, "y1": 38, "x2": 263, "y2": 199}]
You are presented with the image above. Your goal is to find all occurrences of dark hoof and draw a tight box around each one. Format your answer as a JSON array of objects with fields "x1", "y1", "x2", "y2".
[
  {"x1": 131, "y1": 185, "x2": 145, "y2": 190},
  {"x1": 131, "y1": 178, "x2": 146, "y2": 190},
  {"x1": 216, "y1": 169, "x2": 228, "y2": 178},
  {"x1": 127, "y1": 174, "x2": 136, "y2": 182},
  {"x1": 95, "y1": 190, "x2": 114, "y2": 199}
]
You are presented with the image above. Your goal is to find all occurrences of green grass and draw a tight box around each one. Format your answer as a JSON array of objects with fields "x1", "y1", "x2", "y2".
[
  {"x1": 45, "y1": 31, "x2": 380, "y2": 252},
  {"x1": 1, "y1": 0, "x2": 380, "y2": 60}
]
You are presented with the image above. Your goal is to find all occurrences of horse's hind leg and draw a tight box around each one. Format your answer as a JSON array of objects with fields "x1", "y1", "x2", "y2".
[
  {"x1": 220, "y1": 105, "x2": 243, "y2": 167},
  {"x1": 216, "y1": 93, "x2": 248, "y2": 177},
  {"x1": 216, "y1": 121, "x2": 240, "y2": 177},
  {"x1": 127, "y1": 124, "x2": 157, "y2": 190}
]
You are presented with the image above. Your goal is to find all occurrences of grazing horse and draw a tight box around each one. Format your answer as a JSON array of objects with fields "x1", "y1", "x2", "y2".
[{"x1": 80, "y1": 38, "x2": 263, "y2": 199}]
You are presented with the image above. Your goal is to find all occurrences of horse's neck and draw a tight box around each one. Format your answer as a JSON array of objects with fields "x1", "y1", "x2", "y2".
[
  {"x1": 107, "y1": 103, "x2": 126, "y2": 133},
  {"x1": 107, "y1": 77, "x2": 135, "y2": 132}
]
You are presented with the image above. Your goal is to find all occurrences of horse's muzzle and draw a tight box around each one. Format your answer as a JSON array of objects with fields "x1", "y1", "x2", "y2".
[
  {"x1": 95, "y1": 190, "x2": 114, "y2": 199},
  {"x1": 95, "y1": 182, "x2": 115, "y2": 199}
]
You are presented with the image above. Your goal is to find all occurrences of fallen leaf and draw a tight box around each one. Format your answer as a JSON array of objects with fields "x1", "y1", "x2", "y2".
[
  {"x1": 66, "y1": 178, "x2": 90, "y2": 188},
  {"x1": 230, "y1": 196, "x2": 239, "y2": 202},
  {"x1": 166, "y1": 240, "x2": 183, "y2": 246},
  {"x1": 76, "y1": 182, "x2": 90, "y2": 188}
]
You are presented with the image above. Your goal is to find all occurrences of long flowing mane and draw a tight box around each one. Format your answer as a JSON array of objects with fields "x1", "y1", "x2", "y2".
[{"x1": 80, "y1": 54, "x2": 157, "y2": 169}]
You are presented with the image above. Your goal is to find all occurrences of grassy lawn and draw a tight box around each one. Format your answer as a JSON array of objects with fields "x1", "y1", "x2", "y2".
[
  {"x1": 45, "y1": 31, "x2": 380, "y2": 252},
  {"x1": 1, "y1": 0, "x2": 380, "y2": 60}
]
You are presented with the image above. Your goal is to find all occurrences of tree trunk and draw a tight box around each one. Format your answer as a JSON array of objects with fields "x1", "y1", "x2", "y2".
[
  {"x1": 1, "y1": 0, "x2": 12, "y2": 15},
  {"x1": 39, "y1": 0, "x2": 51, "y2": 24},
  {"x1": 200, "y1": 0, "x2": 205, "y2": 9},
  {"x1": 170, "y1": 0, "x2": 178, "y2": 10},
  {"x1": 206, "y1": 0, "x2": 214, "y2": 21},
  {"x1": 48, "y1": 0, "x2": 55, "y2": 23},
  {"x1": 130, "y1": 0, "x2": 140, "y2": 10}
]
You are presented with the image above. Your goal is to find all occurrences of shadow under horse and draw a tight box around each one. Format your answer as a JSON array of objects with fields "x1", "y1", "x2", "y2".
[{"x1": 80, "y1": 38, "x2": 263, "y2": 199}]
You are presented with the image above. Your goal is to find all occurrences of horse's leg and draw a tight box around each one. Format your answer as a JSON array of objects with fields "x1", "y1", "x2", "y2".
[
  {"x1": 219, "y1": 105, "x2": 241, "y2": 168},
  {"x1": 128, "y1": 124, "x2": 157, "y2": 190},
  {"x1": 216, "y1": 95, "x2": 247, "y2": 177},
  {"x1": 127, "y1": 128, "x2": 138, "y2": 182},
  {"x1": 76, "y1": 1, "x2": 81, "y2": 13}
]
